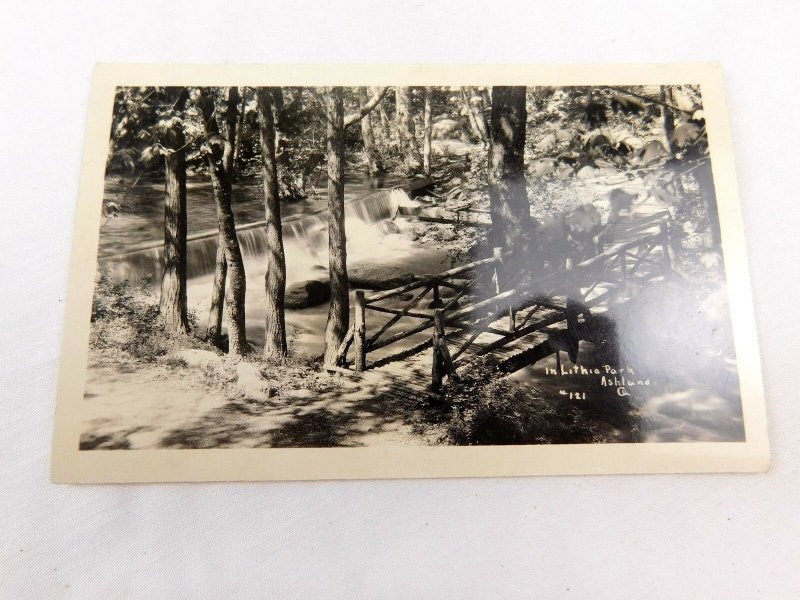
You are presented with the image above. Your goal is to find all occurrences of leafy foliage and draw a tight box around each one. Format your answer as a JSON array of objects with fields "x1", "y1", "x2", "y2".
[
  {"x1": 90, "y1": 272, "x2": 203, "y2": 365},
  {"x1": 442, "y1": 358, "x2": 608, "y2": 445}
]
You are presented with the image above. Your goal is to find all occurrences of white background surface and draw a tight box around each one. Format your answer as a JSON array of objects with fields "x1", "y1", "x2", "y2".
[{"x1": 2, "y1": 1, "x2": 798, "y2": 598}]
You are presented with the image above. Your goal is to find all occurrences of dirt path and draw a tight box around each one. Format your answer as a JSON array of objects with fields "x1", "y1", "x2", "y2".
[{"x1": 80, "y1": 360, "x2": 444, "y2": 450}]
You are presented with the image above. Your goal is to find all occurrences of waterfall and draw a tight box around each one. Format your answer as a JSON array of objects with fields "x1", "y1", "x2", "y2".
[{"x1": 98, "y1": 187, "x2": 410, "y2": 286}]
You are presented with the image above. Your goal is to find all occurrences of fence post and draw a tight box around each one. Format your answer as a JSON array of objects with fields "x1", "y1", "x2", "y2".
[
  {"x1": 565, "y1": 258, "x2": 579, "y2": 334},
  {"x1": 660, "y1": 223, "x2": 672, "y2": 275},
  {"x1": 492, "y1": 246, "x2": 515, "y2": 331},
  {"x1": 492, "y1": 247, "x2": 503, "y2": 294},
  {"x1": 431, "y1": 308, "x2": 446, "y2": 392},
  {"x1": 432, "y1": 282, "x2": 442, "y2": 308},
  {"x1": 354, "y1": 290, "x2": 367, "y2": 372}
]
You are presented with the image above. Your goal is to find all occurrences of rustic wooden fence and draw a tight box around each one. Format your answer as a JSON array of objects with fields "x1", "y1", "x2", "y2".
[{"x1": 336, "y1": 221, "x2": 673, "y2": 391}]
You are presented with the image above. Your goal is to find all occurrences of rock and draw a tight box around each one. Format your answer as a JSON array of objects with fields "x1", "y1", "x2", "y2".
[
  {"x1": 379, "y1": 220, "x2": 401, "y2": 234},
  {"x1": 555, "y1": 127, "x2": 576, "y2": 143},
  {"x1": 555, "y1": 164, "x2": 574, "y2": 179},
  {"x1": 285, "y1": 279, "x2": 330, "y2": 309},
  {"x1": 431, "y1": 117, "x2": 468, "y2": 140},
  {"x1": 348, "y1": 264, "x2": 417, "y2": 290},
  {"x1": 161, "y1": 349, "x2": 221, "y2": 369},
  {"x1": 576, "y1": 165, "x2": 598, "y2": 179},
  {"x1": 413, "y1": 224, "x2": 427, "y2": 236},
  {"x1": 438, "y1": 228, "x2": 457, "y2": 241},
  {"x1": 234, "y1": 362, "x2": 273, "y2": 401},
  {"x1": 527, "y1": 158, "x2": 558, "y2": 177},
  {"x1": 535, "y1": 133, "x2": 557, "y2": 152}
]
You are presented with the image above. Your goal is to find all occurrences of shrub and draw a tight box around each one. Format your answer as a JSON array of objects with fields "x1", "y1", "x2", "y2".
[
  {"x1": 443, "y1": 359, "x2": 603, "y2": 445},
  {"x1": 89, "y1": 271, "x2": 203, "y2": 365}
]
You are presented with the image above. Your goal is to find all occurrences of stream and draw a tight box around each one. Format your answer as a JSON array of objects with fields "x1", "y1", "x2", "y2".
[{"x1": 97, "y1": 172, "x2": 450, "y2": 357}]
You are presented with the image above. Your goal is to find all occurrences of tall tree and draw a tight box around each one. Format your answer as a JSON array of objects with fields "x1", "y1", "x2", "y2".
[
  {"x1": 199, "y1": 87, "x2": 248, "y2": 355},
  {"x1": 488, "y1": 86, "x2": 531, "y2": 254},
  {"x1": 256, "y1": 88, "x2": 288, "y2": 358},
  {"x1": 395, "y1": 86, "x2": 421, "y2": 173},
  {"x1": 159, "y1": 88, "x2": 190, "y2": 334},
  {"x1": 207, "y1": 88, "x2": 242, "y2": 343},
  {"x1": 660, "y1": 85, "x2": 678, "y2": 154},
  {"x1": 322, "y1": 86, "x2": 389, "y2": 367},
  {"x1": 423, "y1": 86, "x2": 432, "y2": 177},
  {"x1": 461, "y1": 87, "x2": 488, "y2": 146},
  {"x1": 323, "y1": 87, "x2": 348, "y2": 367},
  {"x1": 377, "y1": 100, "x2": 392, "y2": 151},
  {"x1": 358, "y1": 87, "x2": 382, "y2": 177}
]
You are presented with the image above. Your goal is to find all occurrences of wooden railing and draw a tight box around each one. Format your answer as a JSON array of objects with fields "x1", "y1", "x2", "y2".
[
  {"x1": 337, "y1": 221, "x2": 673, "y2": 392},
  {"x1": 335, "y1": 251, "x2": 503, "y2": 370}
]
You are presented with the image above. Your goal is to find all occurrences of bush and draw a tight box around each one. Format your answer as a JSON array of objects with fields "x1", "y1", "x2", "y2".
[
  {"x1": 90, "y1": 272, "x2": 202, "y2": 365},
  {"x1": 443, "y1": 359, "x2": 603, "y2": 445}
]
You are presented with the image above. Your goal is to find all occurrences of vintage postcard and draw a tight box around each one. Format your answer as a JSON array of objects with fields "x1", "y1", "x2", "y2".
[{"x1": 51, "y1": 64, "x2": 769, "y2": 482}]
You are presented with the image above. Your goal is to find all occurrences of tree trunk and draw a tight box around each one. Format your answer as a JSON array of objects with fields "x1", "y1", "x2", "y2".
[
  {"x1": 378, "y1": 101, "x2": 392, "y2": 151},
  {"x1": 323, "y1": 87, "x2": 349, "y2": 367},
  {"x1": 461, "y1": 87, "x2": 482, "y2": 144},
  {"x1": 256, "y1": 88, "x2": 288, "y2": 358},
  {"x1": 462, "y1": 87, "x2": 488, "y2": 146},
  {"x1": 207, "y1": 85, "x2": 242, "y2": 343},
  {"x1": 395, "y1": 86, "x2": 421, "y2": 173},
  {"x1": 358, "y1": 87, "x2": 382, "y2": 177},
  {"x1": 207, "y1": 235, "x2": 226, "y2": 343},
  {"x1": 200, "y1": 87, "x2": 248, "y2": 355},
  {"x1": 232, "y1": 88, "x2": 246, "y2": 176},
  {"x1": 694, "y1": 159, "x2": 722, "y2": 248},
  {"x1": 661, "y1": 85, "x2": 678, "y2": 154},
  {"x1": 159, "y1": 120, "x2": 189, "y2": 334},
  {"x1": 488, "y1": 86, "x2": 531, "y2": 254},
  {"x1": 423, "y1": 86, "x2": 432, "y2": 177}
]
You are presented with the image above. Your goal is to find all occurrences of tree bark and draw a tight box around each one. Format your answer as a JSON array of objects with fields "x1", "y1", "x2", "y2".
[
  {"x1": 207, "y1": 87, "x2": 242, "y2": 342},
  {"x1": 207, "y1": 234, "x2": 226, "y2": 343},
  {"x1": 462, "y1": 87, "x2": 488, "y2": 146},
  {"x1": 200, "y1": 87, "x2": 248, "y2": 355},
  {"x1": 159, "y1": 119, "x2": 189, "y2": 334},
  {"x1": 423, "y1": 86, "x2": 432, "y2": 177},
  {"x1": 488, "y1": 86, "x2": 531, "y2": 254},
  {"x1": 377, "y1": 100, "x2": 392, "y2": 151},
  {"x1": 358, "y1": 87, "x2": 382, "y2": 177},
  {"x1": 661, "y1": 85, "x2": 678, "y2": 154},
  {"x1": 256, "y1": 88, "x2": 288, "y2": 358},
  {"x1": 232, "y1": 88, "x2": 246, "y2": 176},
  {"x1": 395, "y1": 86, "x2": 421, "y2": 173},
  {"x1": 323, "y1": 87, "x2": 349, "y2": 367}
]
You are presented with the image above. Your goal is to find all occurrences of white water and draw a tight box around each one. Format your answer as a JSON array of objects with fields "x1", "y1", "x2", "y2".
[{"x1": 99, "y1": 187, "x2": 413, "y2": 286}]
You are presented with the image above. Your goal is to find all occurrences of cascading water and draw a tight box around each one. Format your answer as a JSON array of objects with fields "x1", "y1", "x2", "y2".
[{"x1": 98, "y1": 187, "x2": 413, "y2": 287}]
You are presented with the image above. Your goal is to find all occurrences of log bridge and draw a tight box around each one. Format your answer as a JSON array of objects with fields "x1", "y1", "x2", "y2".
[{"x1": 335, "y1": 213, "x2": 674, "y2": 396}]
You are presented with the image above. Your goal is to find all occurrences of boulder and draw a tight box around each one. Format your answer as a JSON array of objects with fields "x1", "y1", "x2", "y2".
[
  {"x1": 285, "y1": 279, "x2": 330, "y2": 309},
  {"x1": 379, "y1": 220, "x2": 401, "y2": 234},
  {"x1": 438, "y1": 228, "x2": 457, "y2": 242},
  {"x1": 349, "y1": 264, "x2": 417, "y2": 290},
  {"x1": 161, "y1": 349, "x2": 222, "y2": 370},
  {"x1": 234, "y1": 362, "x2": 274, "y2": 401},
  {"x1": 527, "y1": 158, "x2": 558, "y2": 178},
  {"x1": 431, "y1": 117, "x2": 468, "y2": 140},
  {"x1": 535, "y1": 133, "x2": 557, "y2": 153}
]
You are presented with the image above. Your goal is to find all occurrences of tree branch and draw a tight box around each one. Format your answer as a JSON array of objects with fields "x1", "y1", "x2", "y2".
[
  {"x1": 600, "y1": 85, "x2": 693, "y2": 114},
  {"x1": 344, "y1": 87, "x2": 390, "y2": 128}
]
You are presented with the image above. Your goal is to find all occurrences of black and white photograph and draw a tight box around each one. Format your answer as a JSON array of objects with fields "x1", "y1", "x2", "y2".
[{"x1": 51, "y1": 64, "x2": 768, "y2": 481}]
